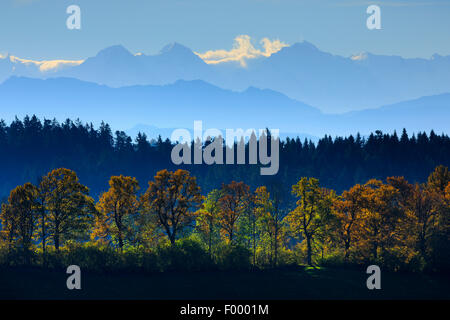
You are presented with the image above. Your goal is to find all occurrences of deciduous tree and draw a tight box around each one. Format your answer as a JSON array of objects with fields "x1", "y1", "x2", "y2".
[
  {"x1": 196, "y1": 189, "x2": 222, "y2": 257},
  {"x1": 39, "y1": 168, "x2": 94, "y2": 251},
  {"x1": 218, "y1": 181, "x2": 251, "y2": 243},
  {"x1": 142, "y1": 169, "x2": 202, "y2": 245},
  {"x1": 286, "y1": 177, "x2": 329, "y2": 265},
  {"x1": 93, "y1": 175, "x2": 140, "y2": 250},
  {"x1": 333, "y1": 184, "x2": 367, "y2": 261}
]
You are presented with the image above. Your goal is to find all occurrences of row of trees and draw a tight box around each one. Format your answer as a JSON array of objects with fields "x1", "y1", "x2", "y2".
[{"x1": 1, "y1": 166, "x2": 449, "y2": 272}]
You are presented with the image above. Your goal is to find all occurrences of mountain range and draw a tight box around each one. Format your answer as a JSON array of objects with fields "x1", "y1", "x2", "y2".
[
  {"x1": 0, "y1": 76, "x2": 448, "y2": 138},
  {"x1": 1, "y1": 42, "x2": 450, "y2": 113}
]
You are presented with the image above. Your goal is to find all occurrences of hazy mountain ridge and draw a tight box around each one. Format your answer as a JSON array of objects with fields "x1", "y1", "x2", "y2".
[
  {"x1": 0, "y1": 76, "x2": 448, "y2": 137},
  {"x1": 1, "y1": 42, "x2": 450, "y2": 113}
]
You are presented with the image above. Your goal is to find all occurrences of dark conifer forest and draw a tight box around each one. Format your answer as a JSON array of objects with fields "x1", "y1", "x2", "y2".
[{"x1": 1, "y1": 115, "x2": 449, "y2": 200}]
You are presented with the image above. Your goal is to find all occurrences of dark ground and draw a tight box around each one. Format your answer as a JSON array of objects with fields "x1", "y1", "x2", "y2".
[{"x1": 0, "y1": 266, "x2": 449, "y2": 300}]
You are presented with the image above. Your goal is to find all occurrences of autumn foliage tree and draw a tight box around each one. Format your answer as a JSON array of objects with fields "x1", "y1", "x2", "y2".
[
  {"x1": 253, "y1": 187, "x2": 272, "y2": 264},
  {"x1": 362, "y1": 180, "x2": 404, "y2": 260},
  {"x1": 0, "y1": 183, "x2": 39, "y2": 262},
  {"x1": 332, "y1": 184, "x2": 367, "y2": 261},
  {"x1": 39, "y1": 168, "x2": 94, "y2": 251},
  {"x1": 218, "y1": 181, "x2": 251, "y2": 243},
  {"x1": 427, "y1": 165, "x2": 450, "y2": 193},
  {"x1": 142, "y1": 169, "x2": 202, "y2": 245},
  {"x1": 254, "y1": 185, "x2": 287, "y2": 266},
  {"x1": 286, "y1": 177, "x2": 332, "y2": 265},
  {"x1": 0, "y1": 203, "x2": 15, "y2": 252},
  {"x1": 422, "y1": 166, "x2": 450, "y2": 271},
  {"x1": 93, "y1": 175, "x2": 140, "y2": 250},
  {"x1": 195, "y1": 189, "x2": 222, "y2": 257},
  {"x1": 0, "y1": 164, "x2": 448, "y2": 272}
]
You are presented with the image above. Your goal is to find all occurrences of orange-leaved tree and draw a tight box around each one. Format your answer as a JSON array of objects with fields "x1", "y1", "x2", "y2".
[
  {"x1": 93, "y1": 175, "x2": 140, "y2": 250},
  {"x1": 142, "y1": 169, "x2": 202, "y2": 245},
  {"x1": 218, "y1": 181, "x2": 251, "y2": 243},
  {"x1": 333, "y1": 184, "x2": 368, "y2": 261}
]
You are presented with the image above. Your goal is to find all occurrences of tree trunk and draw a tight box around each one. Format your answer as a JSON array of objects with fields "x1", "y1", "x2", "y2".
[
  {"x1": 253, "y1": 236, "x2": 256, "y2": 267},
  {"x1": 344, "y1": 240, "x2": 350, "y2": 262},
  {"x1": 274, "y1": 224, "x2": 279, "y2": 267},
  {"x1": 7, "y1": 235, "x2": 13, "y2": 267},
  {"x1": 54, "y1": 233, "x2": 60, "y2": 252},
  {"x1": 418, "y1": 225, "x2": 427, "y2": 260},
  {"x1": 169, "y1": 232, "x2": 176, "y2": 246},
  {"x1": 208, "y1": 232, "x2": 212, "y2": 258},
  {"x1": 118, "y1": 235, "x2": 124, "y2": 251},
  {"x1": 41, "y1": 212, "x2": 46, "y2": 266},
  {"x1": 54, "y1": 215, "x2": 60, "y2": 252},
  {"x1": 372, "y1": 242, "x2": 378, "y2": 260},
  {"x1": 253, "y1": 222, "x2": 257, "y2": 267},
  {"x1": 306, "y1": 236, "x2": 312, "y2": 266}
]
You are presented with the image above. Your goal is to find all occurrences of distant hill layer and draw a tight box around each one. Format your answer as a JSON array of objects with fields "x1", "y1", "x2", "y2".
[{"x1": 0, "y1": 77, "x2": 449, "y2": 137}]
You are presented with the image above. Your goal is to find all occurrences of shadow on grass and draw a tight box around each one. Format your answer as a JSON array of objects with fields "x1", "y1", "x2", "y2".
[{"x1": 0, "y1": 265, "x2": 449, "y2": 300}]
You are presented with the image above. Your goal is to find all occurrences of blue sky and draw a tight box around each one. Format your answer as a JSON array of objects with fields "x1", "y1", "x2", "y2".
[{"x1": 1, "y1": 0, "x2": 449, "y2": 60}]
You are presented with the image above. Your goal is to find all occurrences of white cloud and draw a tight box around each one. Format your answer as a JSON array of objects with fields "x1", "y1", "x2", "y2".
[
  {"x1": 9, "y1": 56, "x2": 84, "y2": 72},
  {"x1": 350, "y1": 52, "x2": 368, "y2": 61},
  {"x1": 196, "y1": 35, "x2": 288, "y2": 67}
]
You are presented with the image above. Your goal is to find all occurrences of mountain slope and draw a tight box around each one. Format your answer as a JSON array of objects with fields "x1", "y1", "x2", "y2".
[
  {"x1": 0, "y1": 77, "x2": 449, "y2": 137},
  {"x1": 330, "y1": 93, "x2": 450, "y2": 135},
  {"x1": 0, "y1": 77, "x2": 321, "y2": 134},
  {"x1": 209, "y1": 42, "x2": 450, "y2": 112},
  {"x1": 56, "y1": 43, "x2": 213, "y2": 87}
]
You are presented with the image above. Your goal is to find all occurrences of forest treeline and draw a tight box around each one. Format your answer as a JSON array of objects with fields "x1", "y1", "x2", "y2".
[
  {"x1": 1, "y1": 165, "x2": 449, "y2": 273},
  {"x1": 0, "y1": 115, "x2": 450, "y2": 200}
]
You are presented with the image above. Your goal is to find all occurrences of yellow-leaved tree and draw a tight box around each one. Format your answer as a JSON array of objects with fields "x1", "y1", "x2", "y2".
[
  {"x1": 0, "y1": 183, "x2": 39, "y2": 262},
  {"x1": 93, "y1": 175, "x2": 140, "y2": 250},
  {"x1": 286, "y1": 177, "x2": 332, "y2": 266},
  {"x1": 195, "y1": 189, "x2": 222, "y2": 257},
  {"x1": 39, "y1": 168, "x2": 94, "y2": 251}
]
